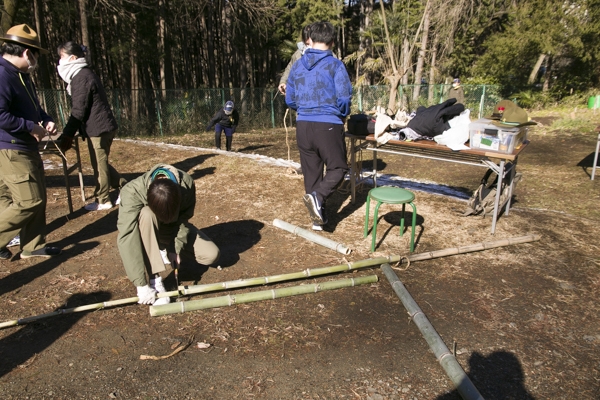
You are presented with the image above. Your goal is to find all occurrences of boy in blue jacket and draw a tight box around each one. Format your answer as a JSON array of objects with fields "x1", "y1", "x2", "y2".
[{"x1": 285, "y1": 21, "x2": 352, "y2": 231}]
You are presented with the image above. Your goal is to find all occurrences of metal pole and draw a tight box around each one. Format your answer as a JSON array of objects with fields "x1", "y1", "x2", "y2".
[
  {"x1": 155, "y1": 90, "x2": 163, "y2": 136},
  {"x1": 380, "y1": 264, "x2": 484, "y2": 400}
]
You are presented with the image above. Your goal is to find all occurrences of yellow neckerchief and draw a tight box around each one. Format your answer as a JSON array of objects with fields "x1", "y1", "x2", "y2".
[{"x1": 19, "y1": 72, "x2": 39, "y2": 112}]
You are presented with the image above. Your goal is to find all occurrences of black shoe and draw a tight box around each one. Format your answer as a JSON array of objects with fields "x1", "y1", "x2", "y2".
[
  {"x1": 20, "y1": 247, "x2": 62, "y2": 259},
  {"x1": 303, "y1": 192, "x2": 325, "y2": 224},
  {"x1": 0, "y1": 247, "x2": 12, "y2": 260}
]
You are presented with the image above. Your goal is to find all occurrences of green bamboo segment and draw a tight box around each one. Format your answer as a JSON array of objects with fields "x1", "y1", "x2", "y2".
[
  {"x1": 150, "y1": 275, "x2": 379, "y2": 317},
  {"x1": 0, "y1": 297, "x2": 141, "y2": 328},
  {"x1": 403, "y1": 234, "x2": 541, "y2": 263},
  {"x1": 0, "y1": 234, "x2": 540, "y2": 329}
]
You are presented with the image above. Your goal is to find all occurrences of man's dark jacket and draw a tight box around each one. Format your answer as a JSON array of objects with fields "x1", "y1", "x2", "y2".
[{"x1": 407, "y1": 99, "x2": 465, "y2": 138}]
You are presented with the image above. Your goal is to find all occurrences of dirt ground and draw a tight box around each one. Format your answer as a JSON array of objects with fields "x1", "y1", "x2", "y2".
[{"x1": 1, "y1": 109, "x2": 599, "y2": 399}]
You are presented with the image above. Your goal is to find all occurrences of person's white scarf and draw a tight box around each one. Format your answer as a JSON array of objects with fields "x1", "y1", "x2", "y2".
[{"x1": 57, "y1": 58, "x2": 88, "y2": 95}]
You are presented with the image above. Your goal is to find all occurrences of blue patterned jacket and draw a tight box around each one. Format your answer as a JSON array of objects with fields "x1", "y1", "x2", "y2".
[{"x1": 285, "y1": 48, "x2": 352, "y2": 125}]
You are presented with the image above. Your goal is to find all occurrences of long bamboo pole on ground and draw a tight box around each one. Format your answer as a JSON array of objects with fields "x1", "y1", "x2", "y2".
[
  {"x1": 0, "y1": 234, "x2": 540, "y2": 329},
  {"x1": 380, "y1": 264, "x2": 484, "y2": 400},
  {"x1": 150, "y1": 275, "x2": 378, "y2": 317},
  {"x1": 273, "y1": 219, "x2": 352, "y2": 255}
]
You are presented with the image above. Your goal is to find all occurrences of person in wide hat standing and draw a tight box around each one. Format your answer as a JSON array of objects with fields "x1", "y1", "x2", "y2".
[{"x1": 0, "y1": 24, "x2": 62, "y2": 260}]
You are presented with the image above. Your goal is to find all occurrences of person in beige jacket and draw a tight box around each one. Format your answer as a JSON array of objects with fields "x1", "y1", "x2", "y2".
[{"x1": 277, "y1": 24, "x2": 312, "y2": 95}]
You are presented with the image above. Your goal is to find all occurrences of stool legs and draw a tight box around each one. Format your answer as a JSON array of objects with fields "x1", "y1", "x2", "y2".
[
  {"x1": 371, "y1": 201, "x2": 384, "y2": 253},
  {"x1": 363, "y1": 193, "x2": 372, "y2": 238},
  {"x1": 365, "y1": 199, "x2": 417, "y2": 253},
  {"x1": 405, "y1": 202, "x2": 417, "y2": 253}
]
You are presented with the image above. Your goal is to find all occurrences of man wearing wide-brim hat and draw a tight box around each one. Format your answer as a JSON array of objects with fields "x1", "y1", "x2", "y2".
[{"x1": 0, "y1": 23, "x2": 62, "y2": 260}]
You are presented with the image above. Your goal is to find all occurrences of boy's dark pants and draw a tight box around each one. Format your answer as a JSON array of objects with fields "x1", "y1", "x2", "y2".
[
  {"x1": 215, "y1": 124, "x2": 234, "y2": 151},
  {"x1": 296, "y1": 120, "x2": 348, "y2": 203}
]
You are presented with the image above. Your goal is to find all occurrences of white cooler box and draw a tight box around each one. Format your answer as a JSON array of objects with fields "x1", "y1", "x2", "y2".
[{"x1": 469, "y1": 118, "x2": 528, "y2": 154}]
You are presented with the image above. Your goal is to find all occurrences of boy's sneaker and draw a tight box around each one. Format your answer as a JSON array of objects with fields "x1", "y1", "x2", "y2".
[
  {"x1": 7, "y1": 235, "x2": 20, "y2": 247},
  {"x1": 20, "y1": 247, "x2": 61, "y2": 259},
  {"x1": 303, "y1": 192, "x2": 325, "y2": 225},
  {"x1": 312, "y1": 223, "x2": 323, "y2": 231},
  {"x1": 0, "y1": 247, "x2": 12, "y2": 260},
  {"x1": 115, "y1": 194, "x2": 121, "y2": 206},
  {"x1": 84, "y1": 202, "x2": 113, "y2": 211}
]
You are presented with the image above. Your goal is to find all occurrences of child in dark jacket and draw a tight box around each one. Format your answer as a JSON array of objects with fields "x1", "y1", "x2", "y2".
[{"x1": 206, "y1": 101, "x2": 239, "y2": 151}]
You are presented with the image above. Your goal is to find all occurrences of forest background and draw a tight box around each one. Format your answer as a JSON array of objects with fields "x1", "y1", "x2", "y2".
[{"x1": 2, "y1": 0, "x2": 600, "y2": 132}]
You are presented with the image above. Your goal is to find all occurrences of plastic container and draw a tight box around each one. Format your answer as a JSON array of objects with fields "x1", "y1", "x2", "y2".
[
  {"x1": 469, "y1": 118, "x2": 528, "y2": 154},
  {"x1": 588, "y1": 96, "x2": 600, "y2": 109}
]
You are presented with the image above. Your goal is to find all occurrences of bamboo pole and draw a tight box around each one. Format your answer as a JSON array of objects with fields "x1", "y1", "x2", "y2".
[
  {"x1": 380, "y1": 264, "x2": 484, "y2": 400},
  {"x1": 150, "y1": 275, "x2": 378, "y2": 317},
  {"x1": 273, "y1": 219, "x2": 352, "y2": 255},
  {"x1": 0, "y1": 234, "x2": 540, "y2": 329}
]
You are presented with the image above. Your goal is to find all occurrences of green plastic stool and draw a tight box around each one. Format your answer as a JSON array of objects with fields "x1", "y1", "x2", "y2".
[{"x1": 364, "y1": 186, "x2": 417, "y2": 253}]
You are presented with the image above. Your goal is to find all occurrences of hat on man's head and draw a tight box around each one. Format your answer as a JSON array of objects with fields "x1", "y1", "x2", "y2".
[
  {"x1": 1, "y1": 24, "x2": 49, "y2": 54},
  {"x1": 453, "y1": 78, "x2": 460, "y2": 84},
  {"x1": 490, "y1": 105, "x2": 537, "y2": 128},
  {"x1": 487, "y1": 100, "x2": 517, "y2": 120},
  {"x1": 224, "y1": 100, "x2": 234, "y2": 115}
]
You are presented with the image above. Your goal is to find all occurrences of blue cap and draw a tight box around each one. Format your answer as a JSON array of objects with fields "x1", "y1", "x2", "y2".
[{"x1": 224, "y1": 101, "x2": 234, "y2": 112}]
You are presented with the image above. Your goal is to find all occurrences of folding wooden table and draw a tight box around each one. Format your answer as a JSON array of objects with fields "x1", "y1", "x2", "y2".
[{"x1": 346, "y1": 133, "x2": 530, "y2": 234}]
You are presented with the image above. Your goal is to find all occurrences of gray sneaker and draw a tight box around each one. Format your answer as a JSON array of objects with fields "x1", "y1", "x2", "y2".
[
  {"x1": 303, "y1": 192, "x2": 325, "y2": 225},
  {"x1": 0, "y1": 247, "x2": 12, "y2": 260},
  {"x1": 20, "y1": 247, "x2": 62, "y2": 259}
]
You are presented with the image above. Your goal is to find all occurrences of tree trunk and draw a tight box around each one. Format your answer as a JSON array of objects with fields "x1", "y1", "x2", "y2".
[
  {"x1": 379, "y1": 0, "x2": 401, "y2": 112},
  {"x1": 428, "y1": 35, "x2": 438, "y2": 103},
  {"x1": 130, "y1": 13, "x2": 139, "y2": 119},
  {"x1": 78, "y1": 0, "x2": 91, "y2": 64},
  {"x1": 32, "y1": 0, "x2": 51, "y2": 89},
  {"x1": 1, "y1": 0, "x2": 16, "y2": 34},
  {"x1": 157, "y1": 0, "x2": 167, "y2": 97},
  {"x1": 542, "y1": 56, "x2": 552, "y2": 92},
  {"x1": 412, "y1": 5, "x2": 430, "y2": 101},
  {"x1": 528, "y1": 53, "x2": 546, "y2": 85}
]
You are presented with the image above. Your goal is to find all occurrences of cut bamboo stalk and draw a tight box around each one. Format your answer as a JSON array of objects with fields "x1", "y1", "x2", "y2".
[
  {"x1": 149, "y1": 275, "x2": 378, "y2": 317},
  {"x1": 380, "y1": 264, "x2": 484, "y2": 400},
  {"x1": 273, "y1": 219, "x2": 352, "y2": 255},
  {"x1": 0, "y1": 234, "x2": 540, "y2": 329}
]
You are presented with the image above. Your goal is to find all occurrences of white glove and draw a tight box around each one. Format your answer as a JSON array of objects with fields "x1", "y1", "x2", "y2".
[
  {"x1": 149, "y1": 276, "x2": 171, "y2": 306},
  {"x1": 136, "y1": 285, "x2": 157, "y2": 305}
]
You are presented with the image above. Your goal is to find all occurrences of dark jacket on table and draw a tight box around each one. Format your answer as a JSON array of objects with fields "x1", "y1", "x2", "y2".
[
  {"x1": 62, "y1": 67, "x2": 118, "y2": 138},
  {"x1": 207, "y1": 108, "x2": 239, "y2": 130},
  {"x1": 0, "y1": 57, "x2": 54, "y2": 152},
  {"x1": 407, "y1": 99, "x2": 465, "y2": 138}
]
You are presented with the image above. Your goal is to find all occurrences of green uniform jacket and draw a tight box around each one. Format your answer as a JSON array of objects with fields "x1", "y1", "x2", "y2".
[{"x1": 117, "y1": 164, "x2": 195, "y2": 287}]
